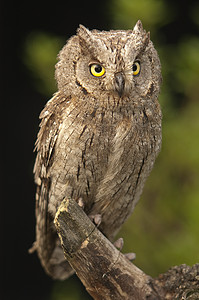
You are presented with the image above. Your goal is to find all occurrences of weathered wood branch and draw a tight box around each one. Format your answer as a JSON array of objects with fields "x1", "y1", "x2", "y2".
[{"x1": 54, "y1": 199, "x2": 199, "y2": 300}]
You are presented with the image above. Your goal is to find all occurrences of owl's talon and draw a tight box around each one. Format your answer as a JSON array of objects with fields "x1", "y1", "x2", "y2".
[
  {"x1": 114, "y1": 237, "x2": 124, "y2": 250},
  {"x1": 94, "y1": 214, "x2": 102, "y2": 226},
  {"x1": 77, "y1": 197, "x2": 84, "y2": 209},
  {"x1": 114, "y1": 238, "x2": 135, "y2": 260},
  {"x1": 89, "y1": 214, "x2": 102, "y2": 226},
  {"x1": 124, "y1": 252, "x2": 136, "y2": 261}
]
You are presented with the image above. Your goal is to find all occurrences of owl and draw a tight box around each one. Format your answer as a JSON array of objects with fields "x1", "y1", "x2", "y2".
[{"x1": 32, "y1": 20, "x2": 162, "y2": 280}]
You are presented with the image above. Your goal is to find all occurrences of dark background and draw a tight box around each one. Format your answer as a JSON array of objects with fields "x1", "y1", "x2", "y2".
[
  {"x1": 2, "y1": 0, "x2": 199, "y2": 299},
  {"x1": 2, "y1": 1, "x2": 109, "y2": 299}
]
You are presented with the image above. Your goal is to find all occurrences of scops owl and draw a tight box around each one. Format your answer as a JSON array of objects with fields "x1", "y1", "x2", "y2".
[{"x1": 32, "y1": 20, "x2": 162, "y2": 280}]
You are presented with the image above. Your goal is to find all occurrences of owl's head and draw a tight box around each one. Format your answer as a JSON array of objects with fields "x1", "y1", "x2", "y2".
[{"x1": 55, "y1": 21, "x2": 161, "y2": 103}]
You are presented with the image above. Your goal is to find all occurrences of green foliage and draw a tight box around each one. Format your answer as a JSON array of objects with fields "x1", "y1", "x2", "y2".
[
  {"x1": 24, "y1": 32, "x2": 64, "y2": 97},
  {"x1": 110, "y1": 0, "x2": 172, "y2": 30},
  {"x1": 175, "y1": 37, "x2": 199, "y2": 99}
]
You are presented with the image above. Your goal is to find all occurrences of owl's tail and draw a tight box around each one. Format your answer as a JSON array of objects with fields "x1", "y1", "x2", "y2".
[
  {"x1": 29, "y1": 225, "x2": 75, "y2": 280},
  {"x1": 30, "y1": 184, "x2": 75, "y2": 280}
]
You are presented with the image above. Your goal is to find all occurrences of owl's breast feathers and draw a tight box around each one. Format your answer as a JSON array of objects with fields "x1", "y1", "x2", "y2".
[{"x1": 34, "y1": 91, "x2": 161, "y2": 239}]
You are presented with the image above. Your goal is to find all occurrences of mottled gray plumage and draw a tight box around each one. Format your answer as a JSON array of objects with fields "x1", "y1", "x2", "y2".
[{"x1": 33, "y1": 20, "x2": 162, "y2": 279}]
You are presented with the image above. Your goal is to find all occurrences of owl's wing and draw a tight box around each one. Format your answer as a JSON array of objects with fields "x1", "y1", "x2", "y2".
[{"x1": 33, "y1": 92, "x2": 74, "y2": 279}]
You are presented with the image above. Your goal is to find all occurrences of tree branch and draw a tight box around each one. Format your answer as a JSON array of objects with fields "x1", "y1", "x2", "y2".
[{"x1": 54, "y1": 199, "x2": 199, "y2": 300}]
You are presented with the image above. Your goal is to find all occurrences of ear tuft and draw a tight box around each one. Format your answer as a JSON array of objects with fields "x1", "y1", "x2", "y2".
[
  {"x1": 134, "y1": 20, "x2": 144, "y2": 32},
  {"x1": 77, "y1": 24, "x2": 92, "y2": 40}
]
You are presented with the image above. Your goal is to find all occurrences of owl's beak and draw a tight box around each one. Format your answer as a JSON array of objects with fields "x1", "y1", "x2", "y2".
[{"x1": 114, "y1": 72, "x2": 125, "y2": 97}]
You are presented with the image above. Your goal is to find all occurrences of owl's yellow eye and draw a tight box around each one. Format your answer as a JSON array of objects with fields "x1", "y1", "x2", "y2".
[
  {"x1": 90, "y1": 64, "x2": 105, "y2": 77},
  {"x1": 132, "y1": 61, "x2": 141, "y2": 76}
]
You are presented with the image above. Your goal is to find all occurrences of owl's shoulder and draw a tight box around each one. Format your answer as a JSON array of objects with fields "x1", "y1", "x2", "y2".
[{"x1": 34, "y1": 92, "x2": 72, "y2": 181}]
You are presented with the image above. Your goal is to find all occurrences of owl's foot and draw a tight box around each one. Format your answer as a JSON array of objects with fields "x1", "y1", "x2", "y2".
[
  {"x1": 89, "y1": 214, "x2": 102, "y2": 227},
  {"x1": 114, "y1": 237, "x2": 124, "y2": 250},
  {"x1": 124, "y1": 252, "x2": 136, "y2": 261},
  {"x1": 77, "y1": 197, "x2": 85, "y2": 209},
  {"x1": 78, "y1": 198, "x2": 102, "y2": 226},
  {"x1": 114, "y1": 238, "x2": 136, "y2": 261}
]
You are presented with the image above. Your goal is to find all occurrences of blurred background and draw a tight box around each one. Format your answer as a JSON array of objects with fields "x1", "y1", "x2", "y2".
[{"x1": 2, "y1": 0, "x2": 199, "y2": 299}]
